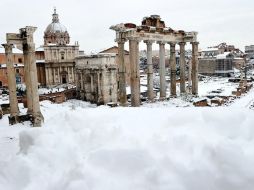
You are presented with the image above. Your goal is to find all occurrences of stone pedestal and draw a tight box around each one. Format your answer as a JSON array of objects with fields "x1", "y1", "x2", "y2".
[
  {"x1": 117, "y1": 39, "x2": 127, "y2": 106},
  {"x1": 144, "y1": 40, "x2": 154, "y2": 101},
  {"x1": 2, "y1": 43, "x2": 19, "y2": 124},
  {"x1": 179, "y1": 42, "x2": 186, "y2": 94},
  {"x1": 158, "y1": 42, "x2": 166, "y2": 99},
  {"x1": 169, "y1": 42, "x2": 176, "y2": 97},
  {"x1": 129, "y1": 38, "x2": 140, "y2": 107}
]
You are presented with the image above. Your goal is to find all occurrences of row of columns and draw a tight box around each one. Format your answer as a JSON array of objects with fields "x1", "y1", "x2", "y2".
[
  {"x1": 3, "y1": 27, "x2": 44, "y2": 126},
  {"x1": 118, "y1": 38, "x2": 199, "y2": 107}
]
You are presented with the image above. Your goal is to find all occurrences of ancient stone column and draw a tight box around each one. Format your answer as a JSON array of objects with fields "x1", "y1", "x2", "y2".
[
  {"x1": 21, "y1": 26, "x2": 44, "y2": 126},
  {"x1": 191, "y1": 42, "x2": 199, "y2": 95},
  {"x1": 2, "y1": 43, "x2": 19, "y2": 123},
  {"x1": 129, "y1": 38, "x2": 140, "y2": 107},
  {"x1": 97, "y1": 72, "x2": 102, "y2": 103},
  {"x1": 179, "y1": 42, "x2": 186, "y2": 94},
  {"x1": 170, "y1": 42, "x2": 176, "y2": 97},
  {"x1": 144, "y1": 40, "x2": 154, "y2": 101},
  {"x1": 187, "y1": 59, "x2": 192, "y2": 94},
  {"x1": 158, "y1": 41, "x2": 166, "y2": 99},
  {"x1": 23, "y1": 43, "x2": 33, "y2": 114},
  {"x1": 117, "y1": 39, "x2": 127, "y2": 106},
  {"x1": 80, "y1": 71, "x2": 84, "y2": 100}
]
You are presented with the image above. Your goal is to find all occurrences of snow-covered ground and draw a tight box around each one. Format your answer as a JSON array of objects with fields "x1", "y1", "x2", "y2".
[{"x1": 1, "y1": 76, "x2": 254, "y2": 190}]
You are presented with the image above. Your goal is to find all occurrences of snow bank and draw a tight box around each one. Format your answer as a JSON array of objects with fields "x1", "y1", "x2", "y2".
[{"x1": 1, "y1": 101, "x2": 254, "y2": 190}]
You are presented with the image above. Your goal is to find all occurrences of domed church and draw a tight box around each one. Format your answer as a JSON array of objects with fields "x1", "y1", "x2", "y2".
[
  {"x1": 44, "y1": 8, "x2": 70, "y2": 45},
  {"x1": 40, "y1": 8, "x2": 79, "y2": 86}
]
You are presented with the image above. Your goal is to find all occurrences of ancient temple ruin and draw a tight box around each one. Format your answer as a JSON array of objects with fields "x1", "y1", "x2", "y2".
[
  {"x1": 75, "y1": 54, "x2": 118, "y2": 105},
  {"x1": 3, "y1": 26, "x2": 44, "y2": 126},
  {"x1": 110, "y1": 15, "x2": 199, "y2": 107}
]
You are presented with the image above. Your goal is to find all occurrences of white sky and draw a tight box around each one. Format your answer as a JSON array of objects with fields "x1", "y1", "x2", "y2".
[{"x1": 0, "y1": 0, "x2": 253, "y2": 53}]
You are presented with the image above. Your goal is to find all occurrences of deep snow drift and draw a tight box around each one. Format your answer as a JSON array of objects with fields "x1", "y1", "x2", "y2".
[{"x1": 1, "y1": 99, "x2": 254, "y2": 190}]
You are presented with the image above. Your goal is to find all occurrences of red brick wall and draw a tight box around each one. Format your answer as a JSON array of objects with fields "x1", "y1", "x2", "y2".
[
  {"x1": 0, "y1": 53, "x2": 24, "y2": 64},
  {"x1": 0, "y1": 66, "x2": 25, "y2": 87}
]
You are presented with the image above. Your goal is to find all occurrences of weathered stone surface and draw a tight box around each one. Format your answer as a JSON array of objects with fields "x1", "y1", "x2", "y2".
[
  {"x1": 75, "y1": 54, "x2": 118, "y2": 105},
  {"x1": 2, "y1": 43, "x2": 19, "y2": 123}
]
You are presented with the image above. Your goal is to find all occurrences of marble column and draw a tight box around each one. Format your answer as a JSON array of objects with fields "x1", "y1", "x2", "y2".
[
  {"x1": 21, "y1": 26, "x2": 44, "y2": 126},
  {"x1": 187, "y1": 59, "x2": 192, "y2": 94},
  {"x1": 97, "y1": 72, "x2": 102, "y2": 103},
  {"x1": 23, "y1": 43, "x2": 33, "y2": 114},
  {"x1": 144, "y1": 40, "x2": 154, "y2": 101},
  {"x1": 2, "y1": 43, "x2": 19, "y2": 123},
  {"x1": 80, "y1": 71, "x2": 84, "y2": 100},
  {"x1": 45, "y1": 67, "x2": 49, "y2": 86},
  {"x1": 179, "y1": 42, "x2": 186, "y2": 94},
  {"x1": 129, "y1": 38, "x2": 140, "y2": 107},
  {"x1": 191, "y1": 42, "x2": 199, "y2": 95},
  {"x1": 158, "y1": 41, "x2": 166, "y2": 99},
  {"x1": 117, "y1": 39, "x2": 127, "y2": 106},
  {"x1": 169, "y1": 42, "x2": 176, "y2": 97}
]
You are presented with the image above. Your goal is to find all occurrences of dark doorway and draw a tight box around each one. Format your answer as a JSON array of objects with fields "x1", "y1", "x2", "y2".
[
  {"x1": 0, "y1": 81, "x2": 2, "y2": 87},
  {"x1": 62, "y1": 75, "x2": 67, "y2": 84}
]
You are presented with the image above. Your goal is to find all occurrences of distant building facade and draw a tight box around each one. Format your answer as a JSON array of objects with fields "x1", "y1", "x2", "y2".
[
  {"x1": 245, "y1": 45, "x2": 254, "y2": 59},
  {"x1": 75, "y1": 54, "x2": 118, "y2": 105},
  {"x1": 199, "y1": 43, "x2": 245, "y2": 77}
]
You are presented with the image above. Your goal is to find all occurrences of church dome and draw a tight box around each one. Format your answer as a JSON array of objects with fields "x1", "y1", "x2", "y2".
[
  {"x1": 45, "y1": 22, "x2": 67, "y2": 33},
  {"x1": 44, "y1": 8, "x2": 70, "y2": 45}
]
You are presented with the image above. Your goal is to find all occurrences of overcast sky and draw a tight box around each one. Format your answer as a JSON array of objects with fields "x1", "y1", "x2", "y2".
[{"x1": 1, "y1": 0, "x2": 254, "y2": 53}]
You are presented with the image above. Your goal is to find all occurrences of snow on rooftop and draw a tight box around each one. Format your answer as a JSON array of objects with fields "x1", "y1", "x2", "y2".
[
  {"x1": 36, "y1": 47, "x2": 44, "y2": 51},
  {"x1": 36, "y1": 60, "x2": 45, "y2": 63},
  {"x1": 216, "y1": 52, "x2": 232, "y2": 59},
  {"x1": 202, "y1": 47, "x2": 219, "y2": 52},
  {"x1": 0, "y1": 63, "x2": 24, "y2": 68}
]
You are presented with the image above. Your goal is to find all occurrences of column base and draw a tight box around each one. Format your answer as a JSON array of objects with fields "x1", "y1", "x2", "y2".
[
  {"x1": 159, "y1": 97, "x2": 166, "y2": 101},
  {"x1": 8, "y1": 115, "x2": 19, "y2": 125},
  {"x1": 169, "y1": 95, "x2": 177, "y2": 99},
  {"x1": 32, "y1": 112, "x2": 44, "y2": 127},
  {"x1": 119, "y1": 102, "x2": 129, "y2": 107}
]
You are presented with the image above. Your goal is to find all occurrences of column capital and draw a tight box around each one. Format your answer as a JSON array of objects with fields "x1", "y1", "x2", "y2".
[
  {"x1": 128, "y1": 37, "x2": 141, "y2": 42},
  {"x1": 157, "y1": 41, "x2": 166, "y2": 45},
  {"x1": 179, "y1": 42, "x2": 186, "y2": 46},
  {"x1": 116, "y1": 38, "x2": 127, "y2": 44},
  {"x1": 144, "y1": 40, "x2": 155, "y2": 45},
  {"x1": 190, "y1": 41, "x2": 199, "y2": 45},
  {"x1": 1, "y1": 43, "x2": 14, "y2": 53},
  {"x1": 168, "y1": 42, "x2": 176, "y2": 46},
  {"x1": 19, "y1": 26, "x2": 37, "y2": 36}
]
